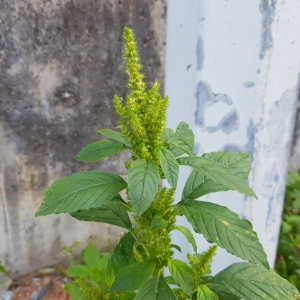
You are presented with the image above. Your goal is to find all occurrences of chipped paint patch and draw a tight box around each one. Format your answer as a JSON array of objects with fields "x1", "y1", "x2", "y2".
[
  {"x1": 206, "y1": 109, "x2": 239, "y2": 134},
  {"x1": 195, "y1": 81, "x2": 233, "y2": 128},
  {"x1": 222, "y1": 119, "x2": 258, "y2": 157},
  {"x1": 259, "y1": 0, "x2": 277, "y2": 59},
  {"x1": 243, "y1": 81, "x2": 255, "y2": 88},
  {"x1": 196, "y1": 36, "x2": 204, "y2": 71}
]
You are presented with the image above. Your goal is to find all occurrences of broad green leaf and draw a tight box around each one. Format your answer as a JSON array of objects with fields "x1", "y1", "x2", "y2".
[
  {"x1": 150, "y1": 214, "x2": 168, "y2": 230},
  {"x1": 177, "y1": 156, "x2": 257, "y2": 199},
  {"x1": 83, "y1": 241, "x2": 101, "y2": 267},
  {"x1": 70, "y1": 198, "x2": 132, "y2": 229},
  {"x1": 75, "y1": 140, "x2": 127, "y2": 162},
  {"x1": 208, "y1": 284, "x2": 240, "y2": 300},
  {"x1": 97, "y1": 128, "x2": 131, "y2": 147},
  {"x1": 182, "y1": 169, "x2": 205, "y2": 200},
  {"x1": 158, "y1": 147, "x2": 179, "y2": 188},
  {"x1": 120, "y1": 292, "x2": 137, "y2": 300},
  {"x1": 164, "y1": 276, "x2": 177, "y2": 286},
  {"x1": 203, "y1": 152, "x2": 250, "y2": 180},
  {"x1": 168, "y1": 259, "x2": 194, "y2": 297},
  {"x1": 209, "y1": 262, "x2": 299, "y2": 300},
  {"x1": 173, "y1": 225, "x2": 197, "y2": 253},
  {"x1": 197, "y1": 285, "x2": 218, "y2": 300},
  {"x1": 63, "y1": 281, "x2": 86, "y2": 300},
  {"x1": 134, "y1": 275, "x2": 177, "y2": 300},
  {"x1": 128, "y1": 159, "x2": 160, "y2": 217},
  {"x1": 111, "y1": 233, "x2": 136, "y2": 276},
  {"x1": 169, "y1": 138, "x2": 194, "y2": 157},
  {"x1": 35, "y1": 171, "x2": 127, "y2": 216},
  {"x1": 176, "y1": 121, "x2": 194, "y2": 148},
  {"x1": 105, "y1": 258, "x2": 115, "y2": 287},
  {"x1": 65, "y1": 265, "x2": 90, "y2": 278},
  {"x1": 111, "y1": 261, "x2": 156, "y2": 292},
  {"x1": 177, "y1": 200, "x2": 269, "y2": 268},
  {"x1": 182, "y1": 152, "x2": 251, "y2": 200},
  {"x1": 170, "y1": 122, "x2": 194, "y2": 157},
  {"x1": 161, "y1": 128, "x2": 176, "y2": 143}
]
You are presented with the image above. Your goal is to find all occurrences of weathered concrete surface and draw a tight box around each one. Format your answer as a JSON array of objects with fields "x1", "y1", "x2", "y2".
[{"x1": 0, "y1": 0, "x2": 167, "y2": 278}]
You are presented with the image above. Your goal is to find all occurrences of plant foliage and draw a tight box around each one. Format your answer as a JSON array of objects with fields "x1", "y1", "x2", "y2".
[
  {"x1": 276, "y1": 170, "x2": 300, "y2": 290},
  {"x1": 36, "y1": 27, "x2": 300, "y2": 299}
]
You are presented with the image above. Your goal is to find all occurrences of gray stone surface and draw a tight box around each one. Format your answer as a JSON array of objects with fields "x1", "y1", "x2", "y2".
[{"x1": 0, "y1": 0, "x2": 167, "y2": 278}]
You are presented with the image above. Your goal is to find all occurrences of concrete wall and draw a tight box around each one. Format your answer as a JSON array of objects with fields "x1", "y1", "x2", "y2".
[
  {"x1": 165, "y1": 0, "x2": 300, "y2": 271},
  {"x1": 0, "y1": 0, "x2": 167, "y2": 278}
]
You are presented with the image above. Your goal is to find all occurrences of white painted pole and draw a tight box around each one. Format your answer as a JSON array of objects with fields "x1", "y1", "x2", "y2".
[{"x1": 165, "y1": 0, "x2": 300, "y2": 271}]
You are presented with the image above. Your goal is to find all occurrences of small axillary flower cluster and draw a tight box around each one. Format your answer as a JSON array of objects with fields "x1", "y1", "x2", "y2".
[
  {"x1": 135, "y1": 188, "x2": 176, "y2": 271},
  {"x1": 188, "y1": 245, "x2": 217, "y2": 288},
  {"x1": 114, "y1": 27, "x2": 168, "y2": 167}
]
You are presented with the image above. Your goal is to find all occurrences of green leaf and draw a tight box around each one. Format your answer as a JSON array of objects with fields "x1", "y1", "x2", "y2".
[
  {"x1": 161, "y1": 123, "x2": 194, "y2": 157},
  {"x1": 173, "y1": 225, "x2": 197, "y2": 253},
  {"x1": 134, "y1": 275, "x2": 177, "y2": 300},
  {"x1": 209, "y1": 262, "x2": 299, "y2": 300},
  {"x1": 97, "y1": 128, "x2": 131, "y2": 147},
  {"x1": 111, "y1": 261, "x2": 156, "y2": 292},
  {"x1": 161, "y1": 128, "x2": 176, "y2": 143},
  {"x1": 177, "y1": 156, "x2": 257, "y2": 199},
  {"x1": 158, "y1": 147, "x2": 179, "y2": 188},
  {"x1": 70, "y1": 198, "x2": 132, "y2": 229},
  {"x1": 64, "y1": 281, "x2": 86, "y2": 300},
  {"x1": 182, "y1": 152, "x2": 251, "y2": 200},
  {"x1": 208, "y1": 284, "x2": 240, "y2": 300},
  {"x1": 170, "y1": 244, "x2": 182, "y2": 253},
  {"x1": 169, "y1": 138, "x2": 194, "y2": 157},
  {"x1": 177, "y1": 200, "x2": 269, "y2": 268},
  {"x1": 164, "y1": 276, "x2": 177, "y2": 286},
  {"x1": 197, "y1": 285, "x2": 218, "y2": 300},
  {"x1": 75, "y1": 140, "x2": 127, "y2": 162},
  {"x1": 168, "y1": 259, "x2": 194, "y2": 297},
  {"x1": 0, "y1": 262, "x2": 8, "y2": 275},
  {"x1": 128, "y1": 159, "x2": 160, "y2": 217},
  {"x1": 65, "y1": 265, "x2": 90, "y2": 278},
  {"x1": 105, "y1": 258, "x2": 115, "y2": 288},
  {"x1": 35, "y1": 171, "x2": 127, "y2": 216},
  {"x1": 83, "y1": 241, "x2": 101, "y2": 267},
  {"x1": 111, "y1": 233, "x2": 136, "y2": 276},
  {"x1": 120, "y1": 292, "x2": 137, "y2": 300},
  {"x1": 176, "y1": 121, "x2": 194, "y2": 148},
  {"x1": 150, "y1": 214, "x2": 168, "y2": 230}
]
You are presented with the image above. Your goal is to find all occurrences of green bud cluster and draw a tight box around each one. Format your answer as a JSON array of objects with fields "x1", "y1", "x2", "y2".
[
  {"x1": 188, "y1": 245, "x2": 217, "y2": 287},
  {"x1": 74, "y1": 277, "x2": 116, "y2": 300},
  {"x1": 114, "y1": 27, "x2": 168, "y2": 167},
  {"x1": 136, "y1": 187, "x2": 176, "y2": 229},
  {"x1": 134, "y1": 188, "x2": 176, "y2": 270}
]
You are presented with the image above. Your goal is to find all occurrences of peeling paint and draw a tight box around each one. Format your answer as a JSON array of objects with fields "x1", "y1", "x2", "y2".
[
  {"x1": 206, "y1": 109, "x2": 239, "y2": 134},
  {"x1": 196, "y1": 36, "x2": 204, "y2": 71},
  {"x1": 243, "y1": 81, "x2": 255, "y2": 88},
  {"x1": 259, "y1": 0, "x2": 277, "y2": 59},
  {"x1": 195, "y1": 81, "x2": 232, "y2": 128},
  {"x1": 222, "y1": 120, "x2": 257, "y2": 158}
]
